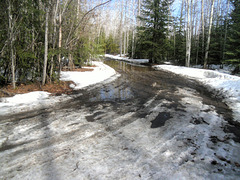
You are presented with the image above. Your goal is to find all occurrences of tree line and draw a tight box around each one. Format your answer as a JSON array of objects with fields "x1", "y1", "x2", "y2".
[
  {"x1": 107, "y1": 0, "x2": 239, "y2": 73},
  {"x1": 0, "y1": 0, "x2": 115, "y2": 88},
  {"x1": 1, "y1": 0, "x2": 239, "y2": 89},
  {"x1": 131, "y1": 0, "x2": 239, "y2": 71}
]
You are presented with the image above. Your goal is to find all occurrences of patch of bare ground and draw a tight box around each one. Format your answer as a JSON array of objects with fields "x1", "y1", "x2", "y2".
[{"x1": 0, "y1": 81, "x2": 75, "y2": 98}]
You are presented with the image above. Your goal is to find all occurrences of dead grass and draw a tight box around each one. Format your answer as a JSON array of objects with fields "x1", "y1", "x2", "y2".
[{"x1": 0, "y1": 81, "x2": 75, "y2": 98}]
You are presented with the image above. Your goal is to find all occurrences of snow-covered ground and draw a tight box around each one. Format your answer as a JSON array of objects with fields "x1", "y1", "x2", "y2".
[
  {"x1": 192, "y1": 64, "x2": 236, "y2": 75},
  {"x1": 60, "y1": 61, "x2": 117, "y2": 90},
  {"x1": 154, "y1": 65, "x2": 240, "y2": 123},
  {"x1": 105, "y1": 54, "x2": 149, "y2": 64},
  {"x1": 0, "y1": 61, "x2": 118, "y2": 116}
]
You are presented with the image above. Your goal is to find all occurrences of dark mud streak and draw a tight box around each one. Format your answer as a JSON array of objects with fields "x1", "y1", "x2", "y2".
[
  {"x1": 104, "y1": 59, "x2": 237, "y2": 140},
  {"x1": 224, "y1": 121, "x2": 240, "y2": 143},
  {"x1": 38, "y1": 110, "x2": 60, "y2": 180},
  {"x1": 85, "y1": 111, "x2": 104, "y2": 122},
  {"x1": 151, "y1": 112, "x2": 172, "y2": 128},
  {"x1": 0, "y1": 140, "x2": 34, "y2": 152}
]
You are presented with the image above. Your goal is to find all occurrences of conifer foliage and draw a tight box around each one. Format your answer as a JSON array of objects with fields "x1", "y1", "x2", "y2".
[
  {"x1": 0, "y1": 0, "x2": 112, "y2": 88},
  {"x1": 226, "y1": 0, "x2": 240, "y2": 72},
  {"x1": 134, "y1": 0, "x2": 173, "y2": 63}
]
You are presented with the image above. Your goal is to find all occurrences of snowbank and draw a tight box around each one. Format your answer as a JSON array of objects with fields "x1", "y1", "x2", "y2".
[
  {"x1": 105, "y1": 54, "x2": 149, "y2": 64},
  {"x1": 0, "y1": 91, "x2": 72, "y2": 116},
  {"x1": 0, "y1": 61, "x2": 117, "y2": 116},
  {"x1": 192, "y1": 64, "x2": 235, "y2": 75},
  {"x1": 1, "y1": 91, "x2": 50, "y2": 105},
  {"x1": 60, "y1": 61, "x2": 116, "y2": 90},
  {"x1": 154, "y1": 65, "x2": 240, "y2": 122}
]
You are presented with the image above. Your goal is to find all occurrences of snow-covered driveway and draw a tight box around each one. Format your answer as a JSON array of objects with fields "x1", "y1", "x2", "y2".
[{"x1": 0, "y1": 60, "x2": 239, "y2": 179}]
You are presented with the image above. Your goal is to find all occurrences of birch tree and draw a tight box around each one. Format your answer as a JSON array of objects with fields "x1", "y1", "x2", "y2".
[
  {"x1": 119, "y1": 1, "x2": 123, "y2": 57},
  {"x1": 50, "y1": 0, "x2": 59, "y2": 82},
  {"x1": 8, "y1": 0, "x2": 16, "y2": 89},
  {"x1": 204, "y1": 0, "x2": 215, "y2": 69},
  {"x1": 42, "y1": 4, "x2": 49, "y2": 86},
  {"x1": 201, "y1": 0, "x2": 205, "y2": 63},
  {"x1": 185, "y1": 0, "x2": 191, "y2": 67}
]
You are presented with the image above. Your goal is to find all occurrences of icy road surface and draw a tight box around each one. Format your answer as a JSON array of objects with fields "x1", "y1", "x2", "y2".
[{"x1": 0, "y1": 60, "x2": 240, "y2": 179}]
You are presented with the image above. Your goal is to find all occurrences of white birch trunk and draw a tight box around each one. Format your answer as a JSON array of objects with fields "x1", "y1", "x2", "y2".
[
  {"x1": 127, "y1": 29, "x2": 129, "y2": 55},
  {"x1": 8, "y1": 0, "x2": 16, "y2": 89},
  {"x1": 119, "y1": 8, "x2": 123, "y2": 57},
  {"x1": 58, "y1": 8, "x2": 62, "y2": 76},
  {"x1": 124, "y1": 31, "x2": 126, "y2": 55},
  {"x1": 132, "y1": 30, "x2": 135, "y2": 58},
  {"x1": 42, "y1": 6, "x2": 49, "y2": 86},
  {"x1": 185, "y1": 0, "x2": 191, "y2": 67},
  {"x1": 196, "y1": 23, "x2": 200, "y2": 65},
  {"x1": 204, "y1": 0, "x2": 215, "y2": 69},
  {"x1": 50, "y1": 0, "x2": 59, "y2": 82},
  {"x1": 201, "y1": 0, "x2": 205, "y2": 63},
  {"x1": 137, "y1": 0, "x2": 141, "y2": 26},
  {"x1": 180, "y1": 0, "x2": 184, "y2": 32}
]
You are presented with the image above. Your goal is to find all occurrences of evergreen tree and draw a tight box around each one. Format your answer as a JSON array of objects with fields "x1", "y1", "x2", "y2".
[
  {"x1": 226, "y1": 0, "x2": 240, "y2": 73},
  {"x1": 173, "y1": 16, "x2": 186, "y2": 65},
  {"x1": 207, "y1": 25, "x2": 224, "y2": 65},
  {"x1": 106, "y1": 34, "x2": 119, "y2": 54},
  {"x1": 135, "y1": 0, "x2": 173, "y2": 63}
]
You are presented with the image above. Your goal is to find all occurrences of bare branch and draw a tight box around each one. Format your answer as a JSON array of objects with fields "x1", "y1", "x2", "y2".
[{"x1": 65, "y1": 0, "x2": 112, "y2": 46}]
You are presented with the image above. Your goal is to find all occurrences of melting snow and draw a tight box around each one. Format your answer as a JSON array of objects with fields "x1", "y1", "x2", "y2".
[
  {"x1": 0, "y1": 61, "x2": 117, "y2": 116},
  {"x1": 154, "y1": 65, "x2": 240, "y2": 122},
  {"x1": 60, "y1": 61, "x2": 117, "y2": 90},
  {"x1": 105, "y1": 54, "x2": 149, "y2": 64},
  {"x1": 0, "y1": 59, "x2": 240, "y2": 179}
]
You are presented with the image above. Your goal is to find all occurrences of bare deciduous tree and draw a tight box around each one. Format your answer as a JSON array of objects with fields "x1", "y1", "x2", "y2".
[
  {"x1": 8, "y1": 0, "x2": 16, "y2": 89},
  {"x1": 185, "y1": 0, "x2": 191, "y2": 67},
  {"x1": 42, "y1": 5, "x2": 49, "y2": 86},
  {"x1": 204, "y1": 0, "x2": 215, "y2": 69}
]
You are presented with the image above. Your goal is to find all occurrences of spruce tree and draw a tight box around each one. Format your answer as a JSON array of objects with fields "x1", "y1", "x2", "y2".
[
  {"x1": 226, "y1": 0, "x2": 240, "y2": 73},
  {"x1": 135, "y1": 0, "x2": 173, "y2": 63}
]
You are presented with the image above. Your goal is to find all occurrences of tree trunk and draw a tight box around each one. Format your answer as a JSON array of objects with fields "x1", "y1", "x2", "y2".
[
  {"x1": 196, "y1": 23, "x2": 200, "y2": 65},
  {"x1": 119, "y1": 5, "x2": 123, "y2": 57},
  {"x1": 131, "y1": 30, "x2": 135, "y2": 58},
  {"x1": 137, "y1": 0, "x2": 141, "y2": 26},
  {"x1": 8, "y1": 0, "x2": 16, "y2": 89},
  {"x1": 173, "y1": 29, "x2": 176, "y2": 57},
  {"x1": 179, "y1": 0, "x2": 184, "y2": 32},
  {"x1": 201, "y1": 0, "x2": 205, "y2": 63},
  {"x1": 185, "y1": 0, "x2": 191, "y2": 67},
  {"x1": 194, "y1": 1, "x2": 200, "y2": 64},
  {"x1": 127, "y1": 29, "x2": 129, "y2": 55},
  {"x1": 124, "y1": 31, "x2": 126, "y2": 55},
  {"x1": 216, "y1": 0, "x2": 220, "y2": 28},
  {"x1": 190, "y1": 0, "x2": 193, "y2": 60},
  {"x1": 58, "y1": 8, "x2": 62, "y2": 77},
  {"x1": 42, "y1": 6, "x2": 49, "y2": 86},
  {"x1": 204, "y1": 0, "x2": 215, "y2": 69},
  {"x1": 50, "y1": 0, "x2": 59, "y2": 83},
  {"x1": 68, "y1": 51, "x2": 74, "y2": 70}
]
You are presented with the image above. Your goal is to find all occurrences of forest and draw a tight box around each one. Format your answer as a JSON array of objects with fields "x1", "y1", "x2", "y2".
[{"x1": 0, "y1": 0, "x2": 239, "y2": 89}]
